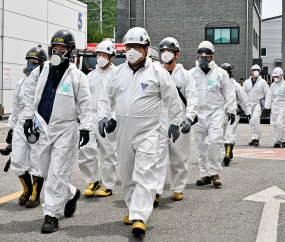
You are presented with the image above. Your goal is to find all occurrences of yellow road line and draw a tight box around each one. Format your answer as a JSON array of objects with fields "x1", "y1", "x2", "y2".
[{"x1": 0, "y1": 191, "x2": 22, "y2": 204}]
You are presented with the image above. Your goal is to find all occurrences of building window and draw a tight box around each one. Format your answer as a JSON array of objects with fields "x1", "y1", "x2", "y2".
[
  {"x1": 253, "y1": 29, "x2": 259, "y2": 50},
  {"x1": 261, "y1": 48, "x2": 267, "y2": 57},
  {"x1": 205, "y1": 27, "x2": 239, "y2": 44}
]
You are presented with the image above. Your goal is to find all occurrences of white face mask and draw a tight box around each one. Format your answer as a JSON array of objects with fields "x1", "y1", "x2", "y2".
[
  {"x1": 274, "y1": 77, "x2": 281, "y2": 83},
  {"x1": 161, "y1": 51, "x2": 174, "y2": 64},
  {"x1": 253, "y1": 71, "x2": 259, "y2": 78},
  {"x1": 126, "y1": 48, "x2": 143, "y2": 63},
  {"x1": 97, "y1": 56, "x2": 109, "y2": 68}
]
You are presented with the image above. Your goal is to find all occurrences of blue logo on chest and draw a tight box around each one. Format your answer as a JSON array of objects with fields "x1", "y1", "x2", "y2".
[{"x1": 141, "y1": 83, "x2": 148, "y2": 90}]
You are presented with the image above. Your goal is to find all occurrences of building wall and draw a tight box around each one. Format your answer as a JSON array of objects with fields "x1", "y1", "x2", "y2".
[
  {"x1": 0, "y1": 0, "x2": 87, "y2": 114},
  {"x1": 261, "y1": 16, "x2": 282, "y2": 76},
  {"x1": 117, "y1": 0, "x2": 260, "y2": 81},
  {"x1": 252, "y1": 5, "x2": 261, "y2": 59}
]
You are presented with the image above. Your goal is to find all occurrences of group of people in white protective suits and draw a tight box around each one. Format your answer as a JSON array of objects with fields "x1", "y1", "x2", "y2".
[{"x1": 5, "y1": 26, "x2": 284, "y2": 236}]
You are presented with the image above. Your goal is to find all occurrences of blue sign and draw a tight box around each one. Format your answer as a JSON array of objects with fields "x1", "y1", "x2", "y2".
[{"x1": 78, "y1": 13, "x2": 82, "y2": 29}]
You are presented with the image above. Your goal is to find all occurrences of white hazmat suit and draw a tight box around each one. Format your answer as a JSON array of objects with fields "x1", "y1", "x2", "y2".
[
  {"x1": 78, "y1": 64, "x2": 117, "y2": 189},
  {"x1": 23, "y1": 61, "x2": 92, "y2": 218},
  {"x1": 8, "y1": 77, "x2": 40, "y2": 176},
  {"x1": 190, "y1": 62, "x2": 236, "y2": 177},
  {"x1": 265, "y1": 76, "x2": 285, "y2": 145},
  {"x1": 156, "y1": 64, "x2": 198, "y2": 195},
  {"x1": 98, "y1": 57, "x2": 183, "y2": 223},
  {"x1": 224, "y1": 78, "x2": 251, "y2": 144},
  {"x1": 243, "y1": 76, "x2": 269, "y2": 141}
]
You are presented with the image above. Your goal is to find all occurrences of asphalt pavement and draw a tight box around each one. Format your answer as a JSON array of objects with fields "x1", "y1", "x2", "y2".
[{"x1": 0, "y1": 120, "x2": 285, "y2": 242}]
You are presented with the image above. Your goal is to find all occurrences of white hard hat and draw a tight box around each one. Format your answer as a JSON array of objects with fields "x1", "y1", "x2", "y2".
[
  {"x1": 159, "y1": 37, "x2": 180, "y2": 52},
  {"x1": 122, "y1": 27, "x2": 150, "y2": 46},
  {"x1": 95, "y1": 41, "x2": 116, "y2": 56},
  {"x1": 251, "y1": 64, "x2": 261, "y2": 71},
  {"x1": 197, "y1": 41, "x2": 215, "y2": 56},
  {"x1": 272, "y1": 67, "x2": 283, "y2": 76}
]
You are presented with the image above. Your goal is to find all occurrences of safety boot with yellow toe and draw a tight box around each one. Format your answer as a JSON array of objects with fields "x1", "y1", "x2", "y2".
[
  {"x1": 132, "y1": 220, "x2": 146, "y2": 236},
  {"x1": 173, "y1": 192, "x2": 183, "y2": 201},
  {"x1": 97, "y1": 188, "x2": 112, "y2": 197},
  {"x1": 124, "y1": 215, "x2": 132, "y2": 225},
  {"x1": 211, "y1": 175, "x2": 222, "y2": 187},
  {"x1": 84, "y1": 181, "x2": 100, "y2": 197},
  {"x1": 26, "y1": 176, "x2": 44, "y2": 208},
  {"x1": 18, "y1": 172, "x2": 33, "y2": 206},
  {"x1": 196, "y1": 176, "x2": 212, "y2": 186}
]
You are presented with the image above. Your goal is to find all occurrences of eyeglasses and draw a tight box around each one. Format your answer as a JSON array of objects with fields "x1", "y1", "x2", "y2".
[{"x1": 126, "y1": 45, "x2": 142, "y2": 51}]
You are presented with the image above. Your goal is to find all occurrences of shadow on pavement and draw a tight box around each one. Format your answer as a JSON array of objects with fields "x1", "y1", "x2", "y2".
[
  {"x1": 112, "y1": 199, "x2": 127, "y2": 208},
  {"x1": 63, "y1": 221, "x2": 154, "y2": 241},
  {"x1": 185, "y1": 183, "x2": 219, "y2": 190},
  {"x1": 0, "y1": 218, "x2": 43, "y2": 234}
]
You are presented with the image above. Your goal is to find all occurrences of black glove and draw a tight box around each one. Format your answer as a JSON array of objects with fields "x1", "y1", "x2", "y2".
[
  {"x1": 4, "y1": 158, "x2": 11, "y2": 172},
  {"x1": 79, "y1": 130, "x2": 89, "y2": 147},
  {"x1": 23, "y1": 119, "x2": 33, "y2": 137},
  {"x1": 246, "y1": 114, "x2": 251, "y2": 121},
  {"x1": 180, "y1": 118, "x2": 192, "y2": 134},
  {"x1": 236, "y1": 104, "x2": 243, "y2": 115},
  {"x1": 98, "y1": 118, "x2": 108, "y2": 138},
  {"x1": 107, "y1": 118, "x2": 116, "y2": 133},
  {"x1": 228, "y1": 113, "x2": 235, "y2": 125},
  {"x1": 6, "y1": 129, "x2": 13, "y2": 144},
  {"x1": 168, "y1": 124, "x2": 180, "y2": 143}
]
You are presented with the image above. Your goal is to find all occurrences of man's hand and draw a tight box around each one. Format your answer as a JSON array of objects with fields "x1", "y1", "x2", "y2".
[
  {"x1": 229, "y1": 113, "x2": 235, "y2": 125},
  {"x1": 107, "y1": 118, "x2": 116, "y2": 133},
  {"x1": 168, "y1": 124, "x2": 180, "y2": 143},
  {"x1": 98, "y1": 118, "x2": 109, "y2": 138},
  {"x1": 79, "y1": 130, "x2": 90, "y2": 147},
  {"x1": 180, "y1": 118, "x2": 192, "y2": 134},
  {"x1": 23, "y1": 120, "x2": 33, "y2": 137},
  {"x1": 6, "y1": 129, "x2": 13, "y2": 144}
]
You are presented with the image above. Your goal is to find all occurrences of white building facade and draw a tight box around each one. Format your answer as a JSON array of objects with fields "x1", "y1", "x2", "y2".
[
  {"x1": 0, "y1": 0, "x2": 87, "y2": 115},
  {"x1": 261, "y1": 15, "x2": 282, "y2": 78}
]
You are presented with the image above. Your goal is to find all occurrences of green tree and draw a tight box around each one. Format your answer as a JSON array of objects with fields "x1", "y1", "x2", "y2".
[{"x1": 78, "y1": 0, "x2": 117, "y2": 43}]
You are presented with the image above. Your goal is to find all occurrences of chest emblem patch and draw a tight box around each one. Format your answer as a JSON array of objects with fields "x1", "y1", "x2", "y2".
[
  {"x1": 254, "y1": 85, "x2": 258, "y2": 89},
  {"x1": 208, "y1": 80, "x2": 215, "y2": 86},
  {"x1": 278, "y1": 89, "x2": 282, "y2": 94},
  {"x1": 141, "y1": 83, "x2": 148, "y2": 90},
  {"x1": 62, "y1": 83, "x2": 70, "y2": 92}
]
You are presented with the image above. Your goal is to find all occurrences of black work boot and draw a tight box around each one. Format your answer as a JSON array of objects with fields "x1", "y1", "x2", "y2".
[
  {"x1": 132, "y1": 220, "x2": 146, "y2": 236},
  {"x1": 254, "y1": 139, "x2": 259, "y2": 146},
  {"x1": 274, "y1": 143, "x2": 281, "y2": 148},
  {"x1": 26, "y1": 176, "x2": 44, "y2": 208},
  {"x1": 249, "y1": 140, "x2": 255, "y2": 146},
  {"x1": 211, "y1": 175, "x2": 222, "y2": 187},
  {"x1": 282, "y1": 142, "x2": 285, "y2": 148},
  {"x1": 64, "y1": 189, "x2": 81, "y2": 218},
  {"x1": 18, "y1": 172, "x2": 33, "y2": 205},
  {"x1": 153, "y1": 194, "x2": 160, "y2": 207},
  {"x1": 41, "y1": 215, "x2": 58, "y2": 233},
  {"x1": 196, "y1": 176, "x2": 212, "y2": 186}
]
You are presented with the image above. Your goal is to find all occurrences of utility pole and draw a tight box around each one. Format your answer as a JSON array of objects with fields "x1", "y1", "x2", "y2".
[
  {"x1": 82, "y1": 0, "x2": 103, "y2": 35},
  {"x1": 281, "y1": 0, "x2": 285, "y2": 70}
]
